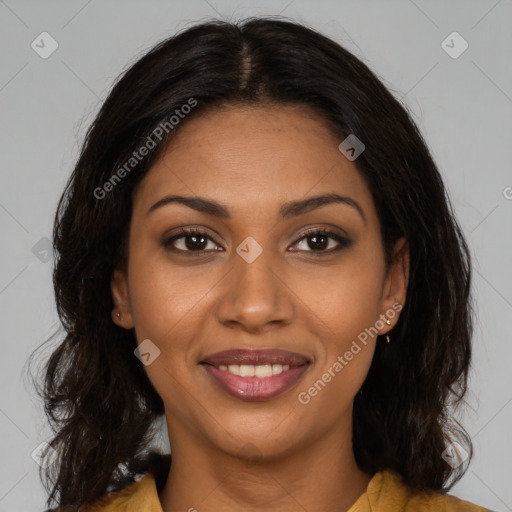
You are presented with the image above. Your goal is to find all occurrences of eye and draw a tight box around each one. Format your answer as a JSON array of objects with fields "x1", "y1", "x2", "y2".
[
  {"x1": 163, "y1": 228, "x2": 221, "y2": 253},
  {"x1": 163, "y1": 227, "x2": 352, "y2": 256},
  {"x1": 291, "y1": 228, "x2": 352, "y2": 254}
]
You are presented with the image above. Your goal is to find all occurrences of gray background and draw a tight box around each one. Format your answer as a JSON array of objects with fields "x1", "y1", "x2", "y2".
[{"x1": 0, "y1": 0, "x2": 511, "y2": 510}]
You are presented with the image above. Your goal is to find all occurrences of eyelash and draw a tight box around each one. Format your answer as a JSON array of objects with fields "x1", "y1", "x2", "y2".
[{"x1": 162, "y1": 227, "x2": 351, "y2": 256}]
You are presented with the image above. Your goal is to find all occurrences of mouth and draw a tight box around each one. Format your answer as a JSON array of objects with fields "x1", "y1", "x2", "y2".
[{"x1": 199, "y1": 348, "x2": 311, "y2": 401}]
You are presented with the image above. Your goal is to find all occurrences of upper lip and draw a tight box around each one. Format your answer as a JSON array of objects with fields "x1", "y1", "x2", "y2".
[{"x1": 200, "y1": 349, "x2": 310, "y2": 368}]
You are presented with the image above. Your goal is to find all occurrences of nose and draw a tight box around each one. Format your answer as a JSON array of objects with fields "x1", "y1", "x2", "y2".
[{"x1": 214, "y1": 244, "x2": 294, "y2": 334}]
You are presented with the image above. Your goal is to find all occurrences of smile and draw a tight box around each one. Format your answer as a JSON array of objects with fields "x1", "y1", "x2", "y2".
[
  {"x1": 200, "y1": 361, "x2": 310, "y2": 401},
  {"x1": 217, "y1": 363, "x2": 290, "y2": 377}
]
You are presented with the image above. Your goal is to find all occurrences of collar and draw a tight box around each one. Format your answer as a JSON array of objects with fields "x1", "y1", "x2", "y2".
[{"x1": 82, "y1": 466, "x2": 491, "y2": 511}]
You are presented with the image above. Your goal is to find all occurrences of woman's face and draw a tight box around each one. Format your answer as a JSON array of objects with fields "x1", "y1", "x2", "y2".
[{"x1": 111, "y1": 104, "x2": 408, "y2": 460}]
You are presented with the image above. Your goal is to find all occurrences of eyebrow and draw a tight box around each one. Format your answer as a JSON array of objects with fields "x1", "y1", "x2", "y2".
[{"x1": 147, "y1": 193, "x2": 366, "y2": 224}]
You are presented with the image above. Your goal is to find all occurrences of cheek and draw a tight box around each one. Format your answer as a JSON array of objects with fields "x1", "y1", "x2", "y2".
[
  {"x1": 295, "y1": 268, "x2": 381, "y2": 414},
  {"x1": 293, "y1": 254, "x2": 383, "y2": 394},
  {"x1": 127, "y1": 250, "x2": 216, "y2": 341},
  {"x1": 126, "y1": 253, "x2": 203, "y2": 404},
  {"x1": 294, "y1": 253, "x2": 384, "y2": 334},
  {"x1": 126, "y1": 250, "x2": 223, "y2": 400}
]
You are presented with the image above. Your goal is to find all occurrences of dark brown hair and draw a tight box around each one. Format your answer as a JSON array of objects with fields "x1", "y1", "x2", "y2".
[{"x1": 31, "y1": 16, "x2": 474, "y2": 511}]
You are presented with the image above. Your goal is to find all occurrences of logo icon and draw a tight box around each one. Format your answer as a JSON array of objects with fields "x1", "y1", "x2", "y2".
[
  {"x1": 31, "y1": 441, "x2": 56, "y2": 468},
  {"x1": 32, "y1": 237, "x2": 52, "y2": 263},
  {"x1": 338, "y1": 134, "x2": 365, "y2": 161},
  {"x1": 441, "y1": 32, "x2": 468, "y2": 59},
  {"x1": 441, "y1": 441, "x2": 469, "y2": 468},
  {"x1": 31, "y1": 32, "x2": 59, "y2": 59},
  {"x1": 236, "y1": 236, "x2": 263, "y2": 263},
  {"x1": 134, "y1": 339, "x2": 161, "y2": 366}
]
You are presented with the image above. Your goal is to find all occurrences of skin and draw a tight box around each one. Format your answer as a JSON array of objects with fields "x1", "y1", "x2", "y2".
[{"x1": 111, "y1": 104, "x2": 409, "y2": 512}]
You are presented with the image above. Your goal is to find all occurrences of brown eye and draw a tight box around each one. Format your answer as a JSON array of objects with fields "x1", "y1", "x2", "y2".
[
  {"x1": 163, "y1": 228, "x2": 221, "y2": 253},
  {"x1": 291, "y1": 229, "x2": 352, "y2": 254},
  {"x1": 163, "y1": 227, "x2": 351, "y2": 256}
]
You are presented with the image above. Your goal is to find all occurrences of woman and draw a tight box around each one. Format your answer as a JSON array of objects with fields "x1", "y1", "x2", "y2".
[{"x1": 36, "y1": 16, "x2": 492, "y2": 512}]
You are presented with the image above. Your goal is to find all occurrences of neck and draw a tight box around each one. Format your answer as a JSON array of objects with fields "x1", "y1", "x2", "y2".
[{"x1": 158, "y1": 418, "x2": 373, "y2": 512}]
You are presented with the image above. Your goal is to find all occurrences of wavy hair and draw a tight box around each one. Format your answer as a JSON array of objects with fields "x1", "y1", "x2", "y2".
[{"x1": 31, "y1": 16, "x2": 474, "y2": 511}]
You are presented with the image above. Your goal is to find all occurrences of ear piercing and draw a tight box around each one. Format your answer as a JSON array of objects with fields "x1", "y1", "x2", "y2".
[{"x1": 384, "y1": 317, "x2": 391, "y2": 344}]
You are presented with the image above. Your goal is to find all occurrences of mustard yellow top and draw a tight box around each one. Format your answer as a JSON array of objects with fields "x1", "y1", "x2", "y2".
[{"x1": 77, "y1": 468, "x2": 493, "y2": 511}]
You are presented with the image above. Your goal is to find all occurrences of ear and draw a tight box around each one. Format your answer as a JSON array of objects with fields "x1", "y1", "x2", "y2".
[
  {"x1": 378, "y1": 237, "x2": 409, "y2": 333},
  {"x1": 110, "y1": 269, "x2": 134, "y2": 329}
]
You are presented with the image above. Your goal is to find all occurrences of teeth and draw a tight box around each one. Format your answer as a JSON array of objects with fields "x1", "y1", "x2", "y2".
[
  {"x1": 255, "y1": 365, "x2": 272, "y2": 378},
  {"x1": 217, "y1": 364, "x2": 291, "y2": 377},
  {"x1": 240, "y1": 364, "x2": 255, "y2": 377}
]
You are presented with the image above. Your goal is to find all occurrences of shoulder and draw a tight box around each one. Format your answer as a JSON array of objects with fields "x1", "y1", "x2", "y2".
[
  {"x1": 364, "y1": 469, "x2": 494, "y2": 512},
  {"x1": 57, "y1": 453, "x2": 171, "y2": 512},
  {"x1": 79, "y1": 478, "x2": 143, "y2": 511},
  {"x1": 348, "y1": 470, "x2": 493, "y2": 512},
  {"x1": 405, "y1": 487, "x2": 493, "y2": 512},
  {"x1": 77, "y1": 472, "x2": 157, "y2": 511}
]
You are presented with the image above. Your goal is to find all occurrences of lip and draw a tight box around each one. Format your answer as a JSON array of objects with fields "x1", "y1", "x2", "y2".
[
  {"x1": 200, "y1": 348, "x2": 310, "y2": 367},
  {"x1": 199, "y1": 349, "x2": 311, "y2": 401},
  {"x1": 200, "y1": 364, "x2": 310, "y2": 401}
]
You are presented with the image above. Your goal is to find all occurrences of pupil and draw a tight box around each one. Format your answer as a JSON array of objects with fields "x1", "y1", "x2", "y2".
[
  {"x1": 309, "y1": 234, "x2": 327, "y2": 250},
  {"x1": 186, "y1": 235, "x2": 207, "y2": 250}
]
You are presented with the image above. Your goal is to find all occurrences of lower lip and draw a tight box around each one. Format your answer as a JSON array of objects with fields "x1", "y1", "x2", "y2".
[{"x1": 200, "y1": 363, "x2": 310, "y2": 401}]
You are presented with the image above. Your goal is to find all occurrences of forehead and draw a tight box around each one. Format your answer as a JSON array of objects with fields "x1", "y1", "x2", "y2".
[{"x1": 133, "y1": 104, "x2": 376, "y2": 222}]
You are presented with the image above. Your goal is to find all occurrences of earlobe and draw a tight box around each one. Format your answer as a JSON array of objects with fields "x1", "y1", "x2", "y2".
[
  {"x1": 110, "y1": 269, "x2": 134, "y2": 329},
  {"x1": 379, "y1": 237, "x2": 409, "y2": 332}
]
